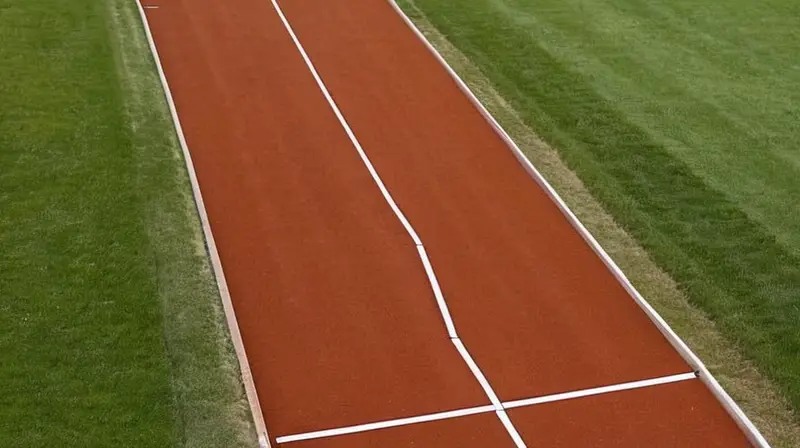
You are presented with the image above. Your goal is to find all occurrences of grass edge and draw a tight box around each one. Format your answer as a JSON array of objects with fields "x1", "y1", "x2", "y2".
[
  {"x1": 394, "y1": 0, "x2": 800, "y2": 445},
  {"x1": 106, "y1": 0, "x2": 259, "y2": 446}
]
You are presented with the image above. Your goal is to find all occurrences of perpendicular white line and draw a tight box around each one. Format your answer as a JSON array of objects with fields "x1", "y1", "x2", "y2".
[
  {"x1": 417, "y1": 245, "x2": 458, "y2": 338},
  {"x1": 276, "y1": 404, "x2": 497, "y2": 444},
  {"x1": 276, "y1": 372, "x2": 696, "y2": 444},
  {"x1": 451, "y1": 338, "x2": 503, "y2": 409},
  {"x1": 268, "y1": 0, "x2": 421, "y2": 247},
  {"x1": 503, "y1": 372, "x2": 697, "y2": 409}
]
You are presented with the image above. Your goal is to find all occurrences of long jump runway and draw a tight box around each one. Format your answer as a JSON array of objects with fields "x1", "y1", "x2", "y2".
[{"x1": 139, "y1": 0, "x2": 763, "y2": 446}]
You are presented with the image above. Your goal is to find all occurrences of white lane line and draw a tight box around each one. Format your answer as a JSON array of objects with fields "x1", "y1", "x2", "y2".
[
  {"x1": 496, "y1": 410, "x2": 527, "y2": 448},
  {"x1": 417, "y1": 245, "x2": 458, "y2": 338},
  {"x1": 452, "y1": 338, "x2": 503, "y2": 409},
  {"x1": 267, "y1": 0, "x2": 421, "y2": 247},
  {"x1": 503, "y1": 371, "x2": 697, "y2": 409},
  {"x1": 266, "y1": 0, "x2": 526, "y2": 444},
  {"x1": 276, "y1": 372, "x2": 698, "y2": 444},
  {"x1": 275, "y1": 405, "x2": 497, "y2": 444}
]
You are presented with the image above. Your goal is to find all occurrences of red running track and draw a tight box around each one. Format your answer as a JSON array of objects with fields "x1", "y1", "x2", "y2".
[{"x1": 140, "y1": 0, "x2": 756, "y2": 446}]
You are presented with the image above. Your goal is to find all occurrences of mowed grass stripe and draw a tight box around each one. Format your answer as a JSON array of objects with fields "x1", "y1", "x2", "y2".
[
  {"x1": 0, "y1": 0, "x2": 255, "y2": 446},
  {"x1": 110, "y1": 0, "x2": 257, "y2": 446},
  {"x1": 0, "y1": 0, "x2": 173, "y2": 445},
  {"x1": 403, "y1": 0, "x2": 800, "y2": 419},
  {"x1": 394, "y1": 3, "x2": 800, "y2": 443}
]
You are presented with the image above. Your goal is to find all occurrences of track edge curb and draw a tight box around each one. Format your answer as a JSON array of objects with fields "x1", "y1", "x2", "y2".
[{"x1": 133, "y1": 1, "x2": 272, "y2": 446}]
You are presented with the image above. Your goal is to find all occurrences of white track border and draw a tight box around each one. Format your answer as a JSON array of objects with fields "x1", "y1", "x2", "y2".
[
  {"x1": 276, "y1": 372, "x2": 697, "y2": 444},
  {"x1": 134, "y1": 2, "x2": 271, "y2": 447},
  {"x1": 387, "y1": 1, "x2": 769, "y2": 446}
]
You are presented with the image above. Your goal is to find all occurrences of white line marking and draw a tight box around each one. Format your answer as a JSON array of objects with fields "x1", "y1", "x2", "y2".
[
  {"x1": 452, "y1": 338, "x2": 502, "y2": 409},
  {"x1": 267, "y1": 0, "x2": 525, "y2": 444},
  {"x1": 134, "y1": 1, "x2": 270, "y2": 446},
  {"x1": 276, "y1": 372, "x2": 698, "y2": 444},
  {"x1": 496, "y1": 410, "x2": 526, "y2": 448},
  {"x1": 503, "y1": 372, "x2": 696, "y2": 409},
  {"x1": 276, "y1": 405, "x2": 496, "y2": 444},
  {"x1": 417, "y1": 245, "x2": 458, "y2": 338},
  {"x1": 267, "y1": 0, "x2": 421, "y2": 247}
]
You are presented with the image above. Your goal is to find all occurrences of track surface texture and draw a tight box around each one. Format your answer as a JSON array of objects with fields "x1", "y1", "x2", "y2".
[{"x1": 142, "y1": 0, "x2": 755, "y2": 446}]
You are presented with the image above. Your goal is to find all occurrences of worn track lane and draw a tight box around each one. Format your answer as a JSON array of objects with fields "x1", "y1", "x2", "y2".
[{"x1": 142, "y1": 0, "x2": 491, "y2": 440}]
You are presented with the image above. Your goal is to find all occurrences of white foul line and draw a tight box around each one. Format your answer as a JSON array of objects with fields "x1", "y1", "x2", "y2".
[
  {"x1": 266, "y1": 0, "x2": 526, "y2": 445},
  {"x1": 503, "y1": 371, "x2": 697, "y2": 409},
  {"x1": 276, "y1": 405, "x2": 497, "y2": 444},
  {"x1": 275, "y1": 372, "x2": 697, "y2": 444}
]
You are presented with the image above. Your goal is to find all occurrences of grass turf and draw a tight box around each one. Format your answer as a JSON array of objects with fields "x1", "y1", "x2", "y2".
[
  {"x1": 0, "y1": 0, "x2": 255, "y2": 446},
  {"x1": 399, "y1": 0, "x2": 800, "y2": 425},
  {"x1": 394, "y1": 3, "x2": 800, "y2": 444}
]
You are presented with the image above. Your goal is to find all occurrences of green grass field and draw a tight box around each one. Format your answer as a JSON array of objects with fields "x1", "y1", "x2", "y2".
[
  {"x1": 3, "y1": 0, "x2": 798, "y2": 444},
  {"x1": 401, "y1": 0, "x2": 800, "y2": 426},
  {"x1": 0, "y1": 0, "x2": 254, "y2": 446}
]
